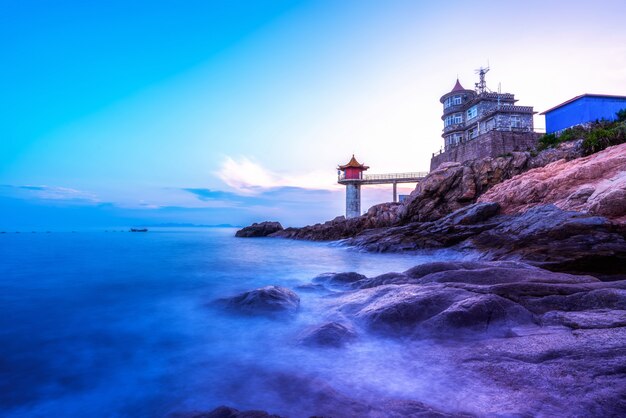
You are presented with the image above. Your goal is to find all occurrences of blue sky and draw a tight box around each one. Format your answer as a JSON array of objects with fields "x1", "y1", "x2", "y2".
[{"x1": 2, "y1": 0, "x2": 626, "y2": 228}]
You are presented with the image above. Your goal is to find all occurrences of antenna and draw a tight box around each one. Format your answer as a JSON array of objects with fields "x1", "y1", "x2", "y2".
[{"x1": 474, "y1": 65, "x2": 490, "y2": 94}]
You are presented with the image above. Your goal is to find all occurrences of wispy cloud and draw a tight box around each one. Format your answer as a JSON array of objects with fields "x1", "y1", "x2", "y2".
[
  {"x1": 1, "y1": 185, "x2": 100, "y2": 203},
  {"x1": 215, "y1": 156, "x2": 337, "y2": 193}
]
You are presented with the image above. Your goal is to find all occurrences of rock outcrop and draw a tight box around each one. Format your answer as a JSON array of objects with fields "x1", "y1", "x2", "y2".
[
  {"x1": 244, "y1": 141, "x2": 584, "y2": 243},
  {"x1": 235, "y1": 222, "x2": 283, "y2": 238},
  {"x1": 400, "y1": 141, "x2": 583, "y2": 224},
  {"x1": 217, "y1": 286, "x2": 300, "y2": 316},
  {"x1": 272, "y1": 202, "x2": 401, "y2": 241},
  {"x1": 349, "y1": 203, "x2": 626, "y2": 277},
  {"x1": 478, "y1": 142, "x2": 626, "y2": 223}
]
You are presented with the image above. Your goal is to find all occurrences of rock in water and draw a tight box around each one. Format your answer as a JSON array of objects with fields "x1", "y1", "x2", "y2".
[
  {"x1": 235, "y1": 222, "x2": 283, "y2": 237},
  {"x1": 218, "y1": 286, "x2": 300, "y2": 316},
  {"x1": 299, "y1": 322, "x2": 357, "y2": 347},
  {"x1": 176, "y1": 406, "x2": 283, "y2": 418},
  {"x1": 312, "y1": 272, "x2": 367, "y2": 288}
]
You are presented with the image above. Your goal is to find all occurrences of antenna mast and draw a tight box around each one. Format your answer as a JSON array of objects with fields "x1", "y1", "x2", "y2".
[{"x1": 475, "y1": 66, "x2": 490, "y2": 94}]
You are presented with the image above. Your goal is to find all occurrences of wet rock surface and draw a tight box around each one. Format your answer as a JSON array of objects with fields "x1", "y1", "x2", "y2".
[
  {"x1": 317, "y1": 261, "x2": 626, "y2": 416},
  {"x1": 235, "y1": 222, "x2": 284, "y2": 238},
  {"x1": 176, "y1": 406, "x2": 283, "y2": 418},
  {"x1": 348, "y1": 204, "x2": 626, "y2": 277},
  {"x1": 217, "y1": 286, "x2": 300, "y2": 316},
  {"x1": 298, "y1": 322, "x2": 357, "y2": 347}
]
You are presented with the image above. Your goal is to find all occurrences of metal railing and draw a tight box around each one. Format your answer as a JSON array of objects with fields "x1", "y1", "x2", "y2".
[
  {"x1": 364, "y1": 172, "x2": 428, "y2": 181},
  {"x1": 338, "y1": 172, "x2": 428, "y2": 182}
]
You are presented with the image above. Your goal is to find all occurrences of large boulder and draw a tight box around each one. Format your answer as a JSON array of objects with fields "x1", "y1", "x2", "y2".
[
  {"x1": 235, "y1": 222, "x2": 283, "y2": 237},
  {"x1": 479, "y1": 142, "x2": 626, "y2": 223},
  {"x1": 217, "y1": 286, "x2": 300, "y2": 316}
]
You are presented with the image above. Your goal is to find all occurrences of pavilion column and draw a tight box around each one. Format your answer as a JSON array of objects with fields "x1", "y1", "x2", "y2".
[
  {"x1": 346, "y1": 183, "x2": 361, "y2": 218},
  {"x1": 393, "y1": 181, "x2": 397, "y2": 203}
]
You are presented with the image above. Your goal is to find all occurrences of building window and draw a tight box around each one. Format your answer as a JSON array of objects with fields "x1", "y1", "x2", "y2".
[
  {"x1": 511, "y1": 115, "x2": 521, "y2": 128},
  {"x1": 467, "y1": 106, "x2": 477, "y2": 120},
  {"x1": 444, "y1": 113, "x2": 463, "y2": 127},
  {"x1": 444, "y1": 95, "x2": 462, "y2": 109}
]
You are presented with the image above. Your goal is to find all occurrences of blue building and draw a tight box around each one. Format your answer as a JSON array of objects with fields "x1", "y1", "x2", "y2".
[{"x1": 541, "y1": 94, "x2": 626, "y2": 134}]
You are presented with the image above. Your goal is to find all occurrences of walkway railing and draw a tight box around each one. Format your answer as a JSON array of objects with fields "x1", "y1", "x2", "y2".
[
  {"x1": 364, "y1": 172, "x2": 428, "y2": 181},
  {"x1": 338, "y1": 172, "x2": 428, "y2": 182}
]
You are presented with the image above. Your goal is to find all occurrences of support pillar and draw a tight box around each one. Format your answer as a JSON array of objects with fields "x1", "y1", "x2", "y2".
[
  {"x1": 346, "y1": 183, "x2": 361, "y2": 218},
  {"x1": 393, "y1": 182, "x2": 397, "y2": 203}
]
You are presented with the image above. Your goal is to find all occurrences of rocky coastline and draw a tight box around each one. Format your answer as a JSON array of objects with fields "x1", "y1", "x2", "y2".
[{"x1": 220, "y1": 141, "x2": 626, "y2": 417}]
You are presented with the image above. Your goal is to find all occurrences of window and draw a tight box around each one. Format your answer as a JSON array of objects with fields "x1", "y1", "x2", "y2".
[
  {"x1": 467, "y1": 106, "x2": 477, "y2": 120},
  {"x1": 511, "y1": 115, "x2": 521, "y2": 128},
  {"x1": 444, "y1": 95, "x2": 462, "y2": 109},
  {"x1": 444, "y1": 113, "x2": 463, "y2": 127}
]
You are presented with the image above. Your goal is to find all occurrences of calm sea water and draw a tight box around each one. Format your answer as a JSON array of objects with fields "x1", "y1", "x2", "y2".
[{"x1": 0, "y1": 228, "x2": 469, "y2": 417}]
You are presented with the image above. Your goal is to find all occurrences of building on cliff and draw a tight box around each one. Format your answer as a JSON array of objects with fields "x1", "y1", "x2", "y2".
[
  {"x1": 430, "y1": 68, "x2": 539, "y2": 171},
  {"x1": 541, "y1": 94, "x2": 626, "y2": 134}
]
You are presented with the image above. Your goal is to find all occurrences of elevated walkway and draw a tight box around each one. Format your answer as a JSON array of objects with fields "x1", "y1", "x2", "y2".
[
  {"x1": 337, "y1": 171, "x2": 428, "y2": 204},
  {"x1": 338, "y1": 171, "x2": 428, "y2": 185}
]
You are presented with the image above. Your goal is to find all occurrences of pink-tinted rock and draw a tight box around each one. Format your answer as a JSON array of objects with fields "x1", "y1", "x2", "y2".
[{"x1": 478, "y1": 143, "x2": 626, "y2": 223}]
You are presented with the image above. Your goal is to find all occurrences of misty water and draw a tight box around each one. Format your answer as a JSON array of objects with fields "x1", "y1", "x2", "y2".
[{"x1": 0, "y1": 228, "x2": 473, "y2": 417}]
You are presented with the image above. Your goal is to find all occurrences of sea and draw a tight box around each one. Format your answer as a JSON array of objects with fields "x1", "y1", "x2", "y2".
[{"x1": 0, "y1": 227, "x2": 471, "y2": 417}]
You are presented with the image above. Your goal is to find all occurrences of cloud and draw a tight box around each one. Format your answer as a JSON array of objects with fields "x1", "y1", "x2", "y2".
[
  {"x1": 182, "y1": 186, "x2": 335, "y2": 206},
  {"x1": 182, "y1": 188, "x2": 248, "y2": 202},
  {"x1": 215, "y1": 156, "x2": 338, "y2": 193},
  {"x1": 0, "y1": 184, "x2": 99, "y2": 203}
]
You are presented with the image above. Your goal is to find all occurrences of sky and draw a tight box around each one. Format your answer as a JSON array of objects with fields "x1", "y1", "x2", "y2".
[{"x1": 2, "y1": 0, "x2": 626, "y2": 228}]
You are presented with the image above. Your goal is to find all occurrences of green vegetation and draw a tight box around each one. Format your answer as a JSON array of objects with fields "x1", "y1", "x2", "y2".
[{"x1": 537, "y1": 108, "x2": 626, "y2": 155}]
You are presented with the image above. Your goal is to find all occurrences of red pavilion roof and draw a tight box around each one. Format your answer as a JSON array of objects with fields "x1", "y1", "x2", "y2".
[{"x1": 338, "y1": 155, "x2": 369, "y2": 170}]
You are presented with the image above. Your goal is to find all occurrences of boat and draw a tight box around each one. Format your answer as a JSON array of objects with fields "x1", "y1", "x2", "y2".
[{"x1": 130, "y1": 228, "x2": 148, "y2": 232}]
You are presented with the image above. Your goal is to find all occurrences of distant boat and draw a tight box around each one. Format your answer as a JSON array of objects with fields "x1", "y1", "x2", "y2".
[{"x1": 130, "y1": 228, "x2": 148, "y2": 232}]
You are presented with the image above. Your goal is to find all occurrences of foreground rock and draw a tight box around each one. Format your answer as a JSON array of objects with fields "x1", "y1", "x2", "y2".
[
  {"x1": 184, "y1": 261, "x2": 626, "y2": 417},
  {"x1": 328, "y1": 261, "x2": 611, "y2": 338},
  {"x1": 322, "y1": 261, "x2": 626, "y2": 415},
  {"x1": 479, "y1": 142, "x2": 626, "y2": 223},
  {"x1": 235, "y1": 222, "x2": 283, "y2": 237},
  {"x1": 217, "y1": 286, "x2": 300, "y2": 316}
]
